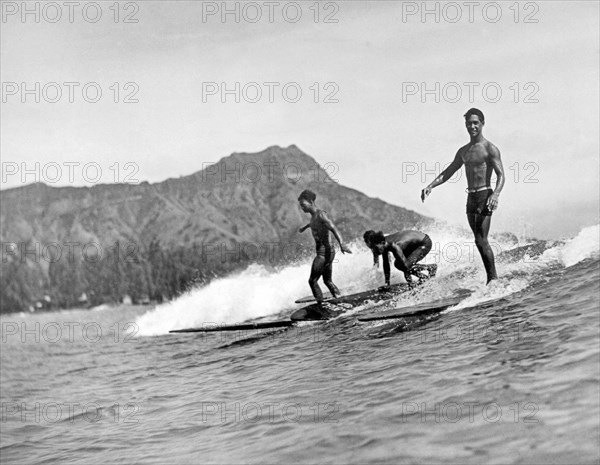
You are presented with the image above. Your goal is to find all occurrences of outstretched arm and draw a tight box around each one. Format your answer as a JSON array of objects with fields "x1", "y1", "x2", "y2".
[
  {"x1": 487, "y1": 144, "x2": 505, "y2": 211},
  {"x1": 298, "y1": 223, "x2": 310, "y2": 233},
  {"x1": 321, "y1": 212, "x2": 352, "y2": 254},
  {"x1": 422, "y1": 149, "x2": 464, "y2": 202}
]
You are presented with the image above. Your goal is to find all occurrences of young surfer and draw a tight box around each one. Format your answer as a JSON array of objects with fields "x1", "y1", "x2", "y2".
[
  {"x1": 298, "y1": 189, "x2": 352, "y2": 303},
  {"x1": 363, "y1": 230, "x2": 435, "y2": 286},
  {"x1": 421, "y1": 108, "x2": 505, "y2": 284}
]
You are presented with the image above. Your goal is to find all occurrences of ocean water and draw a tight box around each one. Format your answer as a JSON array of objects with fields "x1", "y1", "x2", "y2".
[{"x1": 1, "y1": 225, "x2": 599, "y2": 464}]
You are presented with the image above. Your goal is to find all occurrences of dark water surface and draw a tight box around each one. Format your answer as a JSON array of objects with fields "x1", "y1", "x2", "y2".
[{"x1": 2, "y1": 234, "x2": 599, "y2": 464}]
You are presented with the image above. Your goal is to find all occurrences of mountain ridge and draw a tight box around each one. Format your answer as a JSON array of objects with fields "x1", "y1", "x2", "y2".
[{"x1": 0, "y1": 145, "x2": 432, "y2": 313}]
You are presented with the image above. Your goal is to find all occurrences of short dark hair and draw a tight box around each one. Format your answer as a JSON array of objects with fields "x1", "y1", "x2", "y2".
[
  {"x1": 373, "y1": 231, "x2": 385, "y2": 244},
  {"x1": 464, "y1": 108, "x2": 485, "y2": 123},
  {"x1": 364, "y1": 230, "x2": 385, "y2": 246},
  {"x1": 298, "y1": 189, "x2": 316, "y2": 202}
]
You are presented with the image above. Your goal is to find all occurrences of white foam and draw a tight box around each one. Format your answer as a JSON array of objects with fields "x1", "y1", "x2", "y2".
[
  {"x1": 135, "y1": 224, "x2": 599, "y2": 336},
  {"x1": 558, "y1": 224, "x2": 600, "y2": 267},
  {"x1": 449, "y1": 277, "x2": 530, "y2": 312},
  {"x1": 539, "y1": 224, "x2": 600, "y2": 268}
]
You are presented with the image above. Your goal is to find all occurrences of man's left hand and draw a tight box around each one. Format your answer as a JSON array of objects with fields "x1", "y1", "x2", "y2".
[{"x1": 487, "y1": 193, "x2": 499, "y2": 211}]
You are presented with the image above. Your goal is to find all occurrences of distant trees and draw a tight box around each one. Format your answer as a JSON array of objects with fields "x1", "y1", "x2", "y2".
[
  {"x1": 0, "y1": 258, "x2": 40, "y2": 313},
  {"x1": 0, "y1": 239, "x2": 248, "y2": 314}
]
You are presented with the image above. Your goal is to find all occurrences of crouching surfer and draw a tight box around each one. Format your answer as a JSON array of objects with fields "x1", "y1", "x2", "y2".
[{"x1": 363, "y1": 230, "x2": 436, "y2": 286}]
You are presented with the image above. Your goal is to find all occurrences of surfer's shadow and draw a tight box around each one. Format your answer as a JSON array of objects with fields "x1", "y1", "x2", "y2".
[
  {"x1": 214, "y1": 323, "x2": 348, "y2": 348},
  {"x1": 215, "y1": 328, "x2": 294, "y2": 348},
  {"x1": 361, "y1": 314, "x2": 442, "y2": 340}
]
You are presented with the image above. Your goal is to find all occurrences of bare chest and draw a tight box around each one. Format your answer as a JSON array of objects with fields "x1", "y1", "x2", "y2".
[{"x1": 462, "y1": 145, "x2": 489, "y2": 164}]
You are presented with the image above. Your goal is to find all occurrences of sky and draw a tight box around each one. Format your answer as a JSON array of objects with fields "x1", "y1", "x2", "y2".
[{"x1": 1, "y1": 0, "x2": 599, "y2": 239}]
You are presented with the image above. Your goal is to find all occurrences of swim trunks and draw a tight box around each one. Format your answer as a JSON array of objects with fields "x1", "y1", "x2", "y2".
[
  {"x1": 315, "y1": 244, "x2": 336, "y2": 264},
  {"x1": 466, "y1": 188, "x2": 494, "y2": 216}
]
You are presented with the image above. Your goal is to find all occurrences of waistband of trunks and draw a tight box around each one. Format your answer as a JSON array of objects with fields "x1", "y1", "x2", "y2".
[{"x1": 465, "y1": 186, "x2": 492, "y2": 194}]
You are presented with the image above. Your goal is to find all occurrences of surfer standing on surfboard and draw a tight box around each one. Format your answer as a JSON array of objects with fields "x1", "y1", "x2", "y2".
[
  {"x1": 363, "y1": 230, "x2": 436, "y2": 286},
  {"x1": 421, "y1": 108, "x2": 505, "y2": 284},
  {"x1": 298, "y1": 189, "x2": 352, "y2": 303}
]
